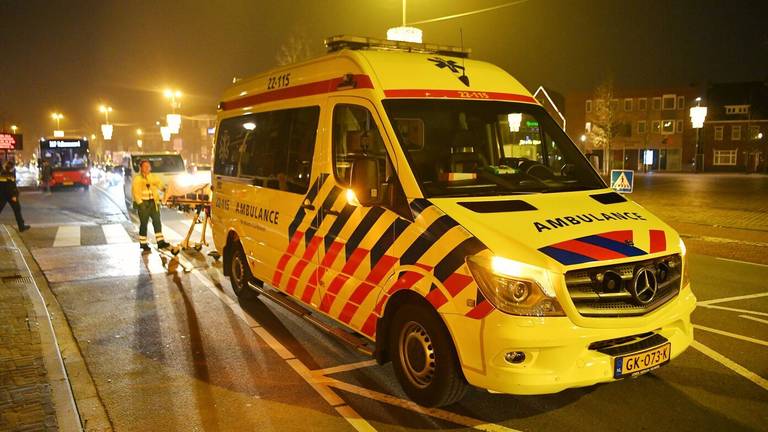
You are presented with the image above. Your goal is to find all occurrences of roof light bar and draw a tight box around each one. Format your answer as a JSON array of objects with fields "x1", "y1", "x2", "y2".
[{"x1": 325, "y1": 35, "x2": 471, "y2": 58}]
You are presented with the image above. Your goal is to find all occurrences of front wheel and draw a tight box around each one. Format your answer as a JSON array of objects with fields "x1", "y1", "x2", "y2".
[
  {"x1": 389, "y1": 303, "x2": 467, "y2": 407},
  {"x1": 229, "y1": 244, "x2": 257, "y2": 300}
]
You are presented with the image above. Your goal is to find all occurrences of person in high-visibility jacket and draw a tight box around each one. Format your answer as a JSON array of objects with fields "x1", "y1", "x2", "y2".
[
  {"x1": 131, "y1": 160, "x2": 170, "y2": 252},
  {"x1": 0, "y1": 160, "x2": 30, "y2": 232}
]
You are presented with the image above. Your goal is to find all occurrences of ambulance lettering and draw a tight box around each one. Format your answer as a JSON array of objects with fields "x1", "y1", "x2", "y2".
[
  {"x1": 235, "y1": 202, "x2": 279, "y2": 224},
  {"x1": 534, "y1": 212, "x2": 647, "y2": 232}
]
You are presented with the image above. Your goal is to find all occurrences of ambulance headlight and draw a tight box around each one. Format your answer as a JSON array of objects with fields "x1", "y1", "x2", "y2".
[
  {"x1": 467, "y1": 256, "x2": 565, "y2": 317},
  {"x1": 177, "y1": 173, "x2": 195, "y2": 187},
  {"x1": 679, "y1": 238, "x2": 690, "y2": 288}
]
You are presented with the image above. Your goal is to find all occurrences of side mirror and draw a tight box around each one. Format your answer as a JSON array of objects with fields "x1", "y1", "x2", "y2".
[{"x1": 349, "y1": 157, "x2": 380, "y2": 206}]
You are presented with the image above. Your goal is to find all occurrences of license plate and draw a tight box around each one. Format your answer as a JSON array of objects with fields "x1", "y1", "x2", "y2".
[
  {"x1": 63, "y1": 182, "x2": 73, "y2": 186},
  {"x1": 613, "y1": 343, "x2": 671, "y2": 378}
]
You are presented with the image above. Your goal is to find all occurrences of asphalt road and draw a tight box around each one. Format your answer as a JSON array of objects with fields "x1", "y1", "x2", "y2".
[{"x1": 1, "y1": 176, "x2": 766, "y2": 431}]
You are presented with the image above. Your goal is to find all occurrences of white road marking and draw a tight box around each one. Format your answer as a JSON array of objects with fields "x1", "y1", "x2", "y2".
[
  {"x1": 325, "y1": 377, "x2": 521, "y2": 432},
  {"x1": 697, "y1": 304, "x2": 768, "y2": 317},
  {"x1": 697, "y1": 291, "x2": 768, "y2": 305},
  {"x1": 693, "y1": 324, "x2": 768, "y2": 347},
  {"x1": 312, "y1": 360, "x2": 379, "y2": 377},
  {"x1": 739, "y1": 315, "x2": 768, "y2": 325},
  {"x1": 101, "y1": 223, "x2": 132, "y2": 244},
  {"x1": 189, "y1": 270, "x2": 376, "y2": 431},
  {"x1": 53, "y1": 225, "x2": 80, "y2": 247},
  {"x1": 715, "y1": 257, "x2": 768, "y2": 268},
  {"x1": 691, "y1": 340, "x2": 768, "y2": 391}
]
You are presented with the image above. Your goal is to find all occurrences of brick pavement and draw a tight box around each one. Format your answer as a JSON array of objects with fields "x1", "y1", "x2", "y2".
[{"x1": 0, "y1": 228, "x2": 59, "y2": 431}]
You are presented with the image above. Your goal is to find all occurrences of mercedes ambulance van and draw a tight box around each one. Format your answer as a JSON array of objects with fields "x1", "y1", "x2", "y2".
[{"x1": 211, "y1": 35, "x2": 695, "y2": 407}]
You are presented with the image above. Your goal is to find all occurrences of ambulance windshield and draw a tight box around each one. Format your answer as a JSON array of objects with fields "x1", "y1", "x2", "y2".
[{"x1": 383, "y1": 100, "x2": 605, "y2": 197}]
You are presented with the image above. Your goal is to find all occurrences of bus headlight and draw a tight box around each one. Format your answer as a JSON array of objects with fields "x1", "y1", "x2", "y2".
[{"x1": 467, "y1": 256, "x2": 565, "y2": 317}]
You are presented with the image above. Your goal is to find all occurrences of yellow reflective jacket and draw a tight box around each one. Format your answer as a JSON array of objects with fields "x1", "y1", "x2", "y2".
[{"x1": 131, "y1": 172, "x2": 163, "y2": 205}]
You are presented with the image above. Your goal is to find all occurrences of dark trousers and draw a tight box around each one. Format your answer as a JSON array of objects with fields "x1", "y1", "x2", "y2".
[
  {"x1": 0, "y1": 191, "x2": 25, "y2": 229},
  {"x1": 137, "y1": 200, "x2": 164, "y2": 245}
]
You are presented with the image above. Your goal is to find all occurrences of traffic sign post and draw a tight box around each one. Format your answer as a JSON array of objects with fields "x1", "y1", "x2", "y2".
[{"x1": 610, "y1": 169, "x2": 634, "y2": 193}]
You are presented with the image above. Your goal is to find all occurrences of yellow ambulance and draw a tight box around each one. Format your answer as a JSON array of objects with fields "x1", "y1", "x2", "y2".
[{"x1": 211, "y1": 35, "x2": 695, "y2": 407}]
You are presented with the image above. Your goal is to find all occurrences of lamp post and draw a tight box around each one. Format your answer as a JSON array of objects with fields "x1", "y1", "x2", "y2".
[
  {"x1": 51, "y1": 112, "x2": 64, "y2": 136},
  {"x1": 99, "y1": 105, "x2": 114, "y2": 141},
  {"x1": 164, "y1": 89, "x2": 182, "y2": 134},
  {"x1": 10, "y1": 125, "x2": 18, "y2": 133},
  {"x1": 689, "y1": 97, "x2": 707, "y2": 172}
]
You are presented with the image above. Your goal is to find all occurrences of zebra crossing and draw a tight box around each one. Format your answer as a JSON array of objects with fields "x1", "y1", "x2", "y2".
[{"x1": 24, "y1": 220, "x2": 211, "y2": 249}]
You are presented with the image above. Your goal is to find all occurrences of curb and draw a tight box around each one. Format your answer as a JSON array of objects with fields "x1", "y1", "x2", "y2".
[{"x1": 3, "y1": 226, "x2": 113, "y2": 431}]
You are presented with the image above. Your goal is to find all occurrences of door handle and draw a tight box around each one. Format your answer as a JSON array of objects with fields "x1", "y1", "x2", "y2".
[
  {"x1": 301, "y1": 199, "x2": 315, "y2": 211},
  {"x1": 324, "y1": 209, "x2": 340, "y2": 217}
]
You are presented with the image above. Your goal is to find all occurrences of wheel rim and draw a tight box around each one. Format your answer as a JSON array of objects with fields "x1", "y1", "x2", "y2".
[
  {"x1": 398, "y1": 321, "x2": 436, "y2": 389},
  {"x1": 232, "y1": 252, "x2": 246, "y2": 292}
]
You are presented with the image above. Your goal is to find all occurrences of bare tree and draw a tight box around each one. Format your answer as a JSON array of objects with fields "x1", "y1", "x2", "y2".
[
  {"x1": 276, "y1": 32, "x2": 314, "y2": 66},
  {"x1": 587, "y1": 77, "x2": 622, "y2": 173}
]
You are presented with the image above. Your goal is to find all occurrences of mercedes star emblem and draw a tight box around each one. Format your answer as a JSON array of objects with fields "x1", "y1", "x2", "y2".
[{"x1": 631, "y1": 267, "x2": 658, "y2": 305}]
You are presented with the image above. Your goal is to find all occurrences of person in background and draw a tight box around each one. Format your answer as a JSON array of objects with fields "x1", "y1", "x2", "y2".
[
  {"x1": 131, "y1": 159, "x2": 170, "y2": 252},
  {"x1": 0, "y1": 160, "x2": 30, "y2": 232},
  {"x1": 41, "y1": 159, "x2": 53, "y2": 194}
]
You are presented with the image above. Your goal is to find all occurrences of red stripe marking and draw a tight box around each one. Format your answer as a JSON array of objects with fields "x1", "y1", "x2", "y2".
[
  {"x1": 272, "y1": 230, "x2": 304, "y2": 286},
  {"x1": 384, "y1": 89, "x2": 537, "y2": 104},
  {"x1": 286, "y1": 236, "x2": 323, "y2": 295},
  {"x1": 466, "y1": 300, "x2": 495, "y2": 319},
  {"x1": 598, "y1": 230, "x2": 634, "y2": 244},
  {"x1": 319, "y1": 248, "x2": 369, "y2": 313},
  {"x1": 221, "y1": 75, "x2": 374, "y2": 110},
  {"x1": 442, "y1": 273, "x2": 474, "y2": 297},
  {"x1": 361, "y1": 314, "x2": 377, "y2": 337},
  {"x1": 414, "y1": 263, "x2": 433, "y2": 272},
  {"x1": 649, "y1": 230, "x2": 666, "y2": 253},
  {"x1": 362, "y1": 270, "x2": 429, "y2": 337},
  {"x1": 551, "y1": 239, "x2": 626, "y2": 261},
  {"x1": 425, "y1": 288, "x2": 449, "y2": 310},
  {"x1": 302, "y1": 240, "x2": 345, "y2": 304},
  {"x1": 340, "y1": 256, "x2": 400, "y2": 324}
]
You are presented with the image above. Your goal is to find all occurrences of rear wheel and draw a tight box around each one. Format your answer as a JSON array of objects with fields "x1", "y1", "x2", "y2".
[
  {"x1": 389, "y1": 303, "x2": 467, "y2": 407},
  {"x1": 229, "y1": 244, "x2": 258, "y2": 300}
]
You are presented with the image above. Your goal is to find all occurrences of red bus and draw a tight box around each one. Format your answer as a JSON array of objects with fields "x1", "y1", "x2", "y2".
[{"x1": 40, "y1": 137, "x2": 91, "y2": 189}]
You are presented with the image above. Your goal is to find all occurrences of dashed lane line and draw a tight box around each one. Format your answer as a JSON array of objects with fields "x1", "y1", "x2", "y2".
[
  {"x1": 697, "y1": 291, "x2": 768, "y2": 306},
  {"x1": 739, "y1": 315, "x2": 768, "y2": 325},
  {"x1": 697, "y1": 304, "x2": 768, "y2": 317},
  {"x1": 324, "y1": 377, "x2": 520, "y2": 432},
  {"x1": 693, "y1": 324, "x2": 768, "y2": 347},
  {"x1": 691, "y1": 340, "x2": 768, "y2": 392}
]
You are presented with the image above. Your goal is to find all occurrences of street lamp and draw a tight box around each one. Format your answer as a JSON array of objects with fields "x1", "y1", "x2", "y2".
[
  {"x1": 689, "y1": 97, "x2": 708, "y2": 172},
  {"x1": 387, "y1": 0, "x2": 423, "y2": 43},
  {"x1": 99, "y1": 105, "x2": 114, "y2": 140},
  {"x1": 10, "y1": 125, "x2": 18, "y2": 133},
  {"x1": 51, "y1": 112, "x2": 64, "y2": 136},
  {"x1": 164, "y1": 88, "x2": 182, "y2": 133},
  {"x1": 99, "y1": 105, "x2": 113, "y2": 123}
]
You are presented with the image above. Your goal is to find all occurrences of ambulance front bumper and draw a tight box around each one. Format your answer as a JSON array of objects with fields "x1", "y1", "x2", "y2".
[{"x1": 443, "y1": 285, "x2": 696, "y2": 395}]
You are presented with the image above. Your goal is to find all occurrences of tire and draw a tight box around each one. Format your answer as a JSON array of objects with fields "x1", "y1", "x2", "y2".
[
  {"x1": 229, "y1": 244, "x2": 258, "y2": 300},
  {"x1": 389, "y1": 303, "x2": 467, "y2": 407}
]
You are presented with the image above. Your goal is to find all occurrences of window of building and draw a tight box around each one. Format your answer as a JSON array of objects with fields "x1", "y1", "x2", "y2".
[
  {"x1": 214, "y1": 106, "x2": 319, "y2": 194},
  {"x1": 333, "y1": 104, "x2": 388, "y2": 186},
  {"x1": 585, "y1": 100, "x2": 592, "y2": 113},
  {"x1": 714, "y1": 126, "x2": 724, "y2": 141},
  {"x1": 731, "y1": 125, "x2": 741, "y2": 141},
  {"x1": 725, "y1": 105, "x2": 750, "y2": 115},
  {"x1": 638, "y1": 98, "x2": 647, "y2": 111},
  {"x1": 661, "y1": 119, "x2": 675, "y2": 134},
  {"x1": 652, "y1": 97, "x2": 662, "y2": 111},
  {"x1": 676, "y1": 120, "x2": 683, "y2": 133},
  {"x1": 652, "y1": 120, "x2": 661, "y2": 133},
  {"x1": 596, "y1": 100, "x2": 605, "y2": 112},
  {"x1": 624, "y1": 98, "x2": 633, "y2": 111},
  {"x1": 637, "y1": 120, "x2": 647, "y2": 134},
  {"x1": 749, "y1": 125, "x2": 761, "y2": 139},
  {"x1": 713, "y1": 149, "x2": 737, "y2": 166},
  {"x1": 610, "y1": 99, "x2": 619, "y2": 111},
  {"x1": 662, "y1": 94, "x2": 676, "y2": 110},
  {"x1": 677, "y1": 96, "x2": 685, "y2": 110}
]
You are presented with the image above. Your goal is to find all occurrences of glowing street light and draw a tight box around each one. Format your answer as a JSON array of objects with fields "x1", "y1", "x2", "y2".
[
  {"x1": 136, "y1": 128, "x2": 143, "y2": 136},
  {"x1": 51, "y1": 112, "x2": 64, "y2": 129},
  {"x1": 387, "y1": 0, "x2": 423, "y2": 43},
  {"x1": 690, "y1": 97, "x2": 708, "y2": 172},
  {"x1": 99, "y1": 105, "x2": 113, "y2": 123},
  {"x1": 164, "y1": 88, "x2": 182, "y2": 111},
  {"x1": 10, "y1": 125, "x2": 18, "y2": 133}
]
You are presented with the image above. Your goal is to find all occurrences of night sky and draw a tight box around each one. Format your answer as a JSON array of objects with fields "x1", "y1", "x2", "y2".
[{"x1": 1, "y1": 0, "x2": 766, "y2": 151}]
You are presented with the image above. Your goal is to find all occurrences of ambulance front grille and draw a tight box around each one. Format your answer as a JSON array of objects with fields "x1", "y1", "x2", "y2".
[{"x1": 564, "y1": 254, "x2": 682, "y2": 317}]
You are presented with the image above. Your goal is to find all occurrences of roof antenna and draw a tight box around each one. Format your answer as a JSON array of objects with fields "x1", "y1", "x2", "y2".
[{"x1": 458, "y1": 28, "x2": 470, "y2": 87}]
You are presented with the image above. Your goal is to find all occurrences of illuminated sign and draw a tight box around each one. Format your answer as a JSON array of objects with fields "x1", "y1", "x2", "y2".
[
  {"x1": 47, "y1": 140, "x2": 83, "y2": 148},
  {"x1": 0, "y1": 133, "x2": 22, "y2": 150}
]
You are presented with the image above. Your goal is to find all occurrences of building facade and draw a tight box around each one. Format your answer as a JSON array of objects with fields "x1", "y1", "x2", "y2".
[
  {"x1": 699, "y1": 81, "x2": 767, "y2": 173},
  {"x1": 565, "y1": 86, "x2": 701, "y2": 172}
]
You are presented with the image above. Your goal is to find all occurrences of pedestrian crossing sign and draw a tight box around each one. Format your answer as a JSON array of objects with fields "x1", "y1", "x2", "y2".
[{"x1": 610, "y1": 170, "x2": 634, "y2": 193}]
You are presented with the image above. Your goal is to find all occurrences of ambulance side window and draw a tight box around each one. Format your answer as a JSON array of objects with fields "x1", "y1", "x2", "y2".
[
  {"x1": 214, "y1": 117, "x2": 248, "y2": 177},
  {"x1": 332, "y1": 104, "x2": 387, "y2": 185}
]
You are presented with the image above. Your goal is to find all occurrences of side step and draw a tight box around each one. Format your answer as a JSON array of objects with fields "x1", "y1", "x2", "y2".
[{"x1": 248, "y1": 281, "x2": 374, "y2": 356}]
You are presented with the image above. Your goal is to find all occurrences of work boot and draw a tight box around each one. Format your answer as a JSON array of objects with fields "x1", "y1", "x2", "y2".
[
  {"x1": 19, "y1": 225, "x2": 31, "y2": 232},
  {"x1": 140, "y1": 244, "x2": 151, "y2": 252},
  {"x1": 157, "y1": 240, "x2": 171, "y2": 249}
]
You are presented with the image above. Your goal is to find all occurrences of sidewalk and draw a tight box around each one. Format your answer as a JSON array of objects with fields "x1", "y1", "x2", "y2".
[{"x1": 0, "y1": 226, "x2": 81, "y2": 431}]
